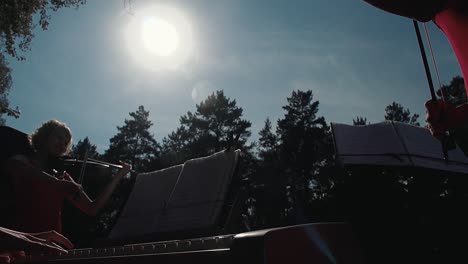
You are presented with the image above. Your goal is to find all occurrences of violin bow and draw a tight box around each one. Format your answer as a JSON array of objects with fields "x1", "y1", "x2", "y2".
[
  {"x1": 86, "y1": 158, "x2": 137, "y2": 174},
  {"x1": 77, "y1": 148, "x2": 89, "y2": 184},
  {"x1": 412, "y1": 19, "x2": 454, "y2": 162}
]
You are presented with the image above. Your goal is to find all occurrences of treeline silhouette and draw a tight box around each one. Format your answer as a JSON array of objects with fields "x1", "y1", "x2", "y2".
[{"x1": 62, "y1": 77, "x2": 467, "y2": 263}]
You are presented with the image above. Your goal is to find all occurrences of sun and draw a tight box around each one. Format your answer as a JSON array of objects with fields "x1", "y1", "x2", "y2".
[
  {"x1": 124, "y1": 4, "x2": 193, "y2": 71},
  {"x1": 141, "y1": 17, "x2": 180, "y2": 56}
]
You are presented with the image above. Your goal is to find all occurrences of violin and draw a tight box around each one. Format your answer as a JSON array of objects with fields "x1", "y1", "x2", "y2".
[{"x1": 45, "y1": 156, "x2": 132, "y2": 184}]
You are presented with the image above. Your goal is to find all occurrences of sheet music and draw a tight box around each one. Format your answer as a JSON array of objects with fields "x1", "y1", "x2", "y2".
[
  {"x1": 393, "y1": 122, "x2": 468, "y2": 162},
  {"x1": 108, "y1": 164, "x2": 183, "y2": 239},
  {"x1": 332, "y1": 122, "x2": 411, "y2": 167},
  {"x1": 152, "y1": 150, "x2": 239, "y2": 233},
  {"x1": 108, "y1": 149, "x2": 240, "y2": 240},
  {"x1": 331, "y1": 121, "x2": 468, "y2": 173}
]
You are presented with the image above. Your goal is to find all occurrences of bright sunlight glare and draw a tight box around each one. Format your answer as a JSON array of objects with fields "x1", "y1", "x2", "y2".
[
  {"x1": 124, "y1": 4, "x2": 193, "y2": 71},
  {"x1": 142, "y1": 18, "x2": 179, "y2": 56}
]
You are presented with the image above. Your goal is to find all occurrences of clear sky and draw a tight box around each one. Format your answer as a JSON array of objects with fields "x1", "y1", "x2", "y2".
[{"x1": 4, "y1": 0, "x2": 462, "y2": 152}]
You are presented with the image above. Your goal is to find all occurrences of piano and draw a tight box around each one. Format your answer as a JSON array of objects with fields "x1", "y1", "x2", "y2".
[{"x1": 22, "y1": 222, "x2": 364, "y2": 264}]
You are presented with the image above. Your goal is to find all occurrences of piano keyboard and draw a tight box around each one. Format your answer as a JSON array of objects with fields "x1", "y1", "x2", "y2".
[
  {"x1": 19, "y1": 234, "x2": 235, "y2": 263},
  {"x1": 20, "y1": 223, "x2": 364, "y2": 264}
]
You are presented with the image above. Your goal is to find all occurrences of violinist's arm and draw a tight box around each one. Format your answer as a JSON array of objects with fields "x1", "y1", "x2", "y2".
[
  {"x1": 6, "y1": 156, "x2": 81, "y2": 196},
  {"x1": 0, "y1": 227, "x2": 73, "y2": 251},
  {"x1": 65, "y1": 163, "x2": 131, "y2": 216},
  {"x1": 0, "y1": 226, "x2": 73, "y2": 264},
  {"x1": 362, "y1": 0, "x2": 445, "y2": 22},
  {"x1": 7, "y1": 156, "x2": 58, "y2": 184}
]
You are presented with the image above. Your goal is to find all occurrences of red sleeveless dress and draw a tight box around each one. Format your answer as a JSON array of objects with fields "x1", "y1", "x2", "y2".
[{"x1": 11, "y1": 158, "x2": 68, "y2": 233}]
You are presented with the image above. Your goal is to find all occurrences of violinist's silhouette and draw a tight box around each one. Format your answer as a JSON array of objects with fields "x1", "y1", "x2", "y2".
[{"x1": 0, "y1": 120, "x2": 131, "y2": 235}]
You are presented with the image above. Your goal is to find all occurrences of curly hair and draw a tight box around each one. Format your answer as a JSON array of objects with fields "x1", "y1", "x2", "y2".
[{"x1": 31, "y1": 120, "x2": 73, "y2": 154}]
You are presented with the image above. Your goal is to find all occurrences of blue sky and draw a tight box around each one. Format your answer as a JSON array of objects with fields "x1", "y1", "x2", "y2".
[{"x1": 5, "y1": 0, "x2": 462, "y2": 152}]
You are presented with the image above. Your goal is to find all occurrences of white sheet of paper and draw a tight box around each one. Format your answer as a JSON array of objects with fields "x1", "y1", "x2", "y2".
[{"x1": 332, "y1": 121, "x2": 468, "y2": 173}]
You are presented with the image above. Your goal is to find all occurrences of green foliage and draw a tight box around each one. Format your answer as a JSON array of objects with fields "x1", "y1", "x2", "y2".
[
  {"x1": 0, "y1": 0, "x2": 87, "y2": 122},
  {"x1": 249, "y1": 118, "x2": 284, "y2": 227},
  {"x1": 352, "y1": 102, "x2": 420, "y2": 126},
  {"x1": 104, "y1": 105, "x2": 160, "y2": 173},
  {"x1": 0, "y1": 54, "x2": 18, "y2": 125},
  {"x1": 439, "y1": 76, "x2": 468, "y2": 155},
  {"x1": 438, "y1": 75, "x2": 466, "y2": 106},
  {"x1": 384, "y1": 101, "x2": 420, "y2": 126},
  {"x1": 0, "y1": 0, "x2": 87, "y2": 60},
  {"x1": 277, "y1": 90, "x2": 333, "y2": 211},
  {"x1": 248, "y1": 90, "x2": 334, "y2": 228},
  {"x1": 277, "y1": 90, "x2": 330, "y2": 170},
  {"x1": 161, "y1": 90, "x2": 252, "y2": 165},
  {"x1": 353, "y1": 116, "x2": 369, "y2": 125},
  {"x1": 257, "y1": 118, "x2": 278, "y2": 161}
]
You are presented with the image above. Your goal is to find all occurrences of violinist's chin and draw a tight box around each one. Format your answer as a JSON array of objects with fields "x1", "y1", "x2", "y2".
[{"x1": 47, "y1": 144, "x2": 68, "y2": 158}]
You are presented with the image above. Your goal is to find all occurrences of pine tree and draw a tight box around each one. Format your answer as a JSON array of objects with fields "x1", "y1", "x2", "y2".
[
  {"x1": 277, "y1": 90, "x2": 329, "y2": 168},
  {"x1": 276, "y1": 90, "x2": 332, "y2": 220},
  {"x1": 353, "y1": 116, "x2": 369, "y2": 125},
  {"x1": 161, "y1": 90, "x2": 252, "y2": 165},
  {"x1": 0, "y1": 54, "x2": 18, "y2": 124},
  {"x1": 438, "y1": 76, "x2": 466, "y2": 106},
  {"x1": 104, "y1": 105, "x2": 160, "y2": 173},
  {"x1": 384, "y1": 102, "x2": 420, "y2": 126},
  {"x1": 250, "y1": 117, "x2": 287, "y2": 228},
  {"x1": 258, "y1": 118, "x2": 278, "y2": 161},
  {"x1": 72, "y1": 137, "x2": 99, "y2": 159}
]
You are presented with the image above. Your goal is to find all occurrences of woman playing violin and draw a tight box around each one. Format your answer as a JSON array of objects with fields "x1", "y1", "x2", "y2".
[{"x1": 4, "y1": 120, "x2": 131, "y2": 234}]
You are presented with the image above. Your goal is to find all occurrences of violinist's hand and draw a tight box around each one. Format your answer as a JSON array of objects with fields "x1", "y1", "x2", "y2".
[
  {"x1": 54, "y1": 172, "x2": 81, "y2": 196},
  {"x1": 30, "y1": 231, "x2": 74, "y2": 250},
  {"x1": 62, "y1": 172, "x2": 77, "y2": 184},
  {"x1": 116, "y1": 162, "x2": 131, "y2": 179},
  {"x1": 0, "y1": 228, "x2": 72, "y2": 263}
]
